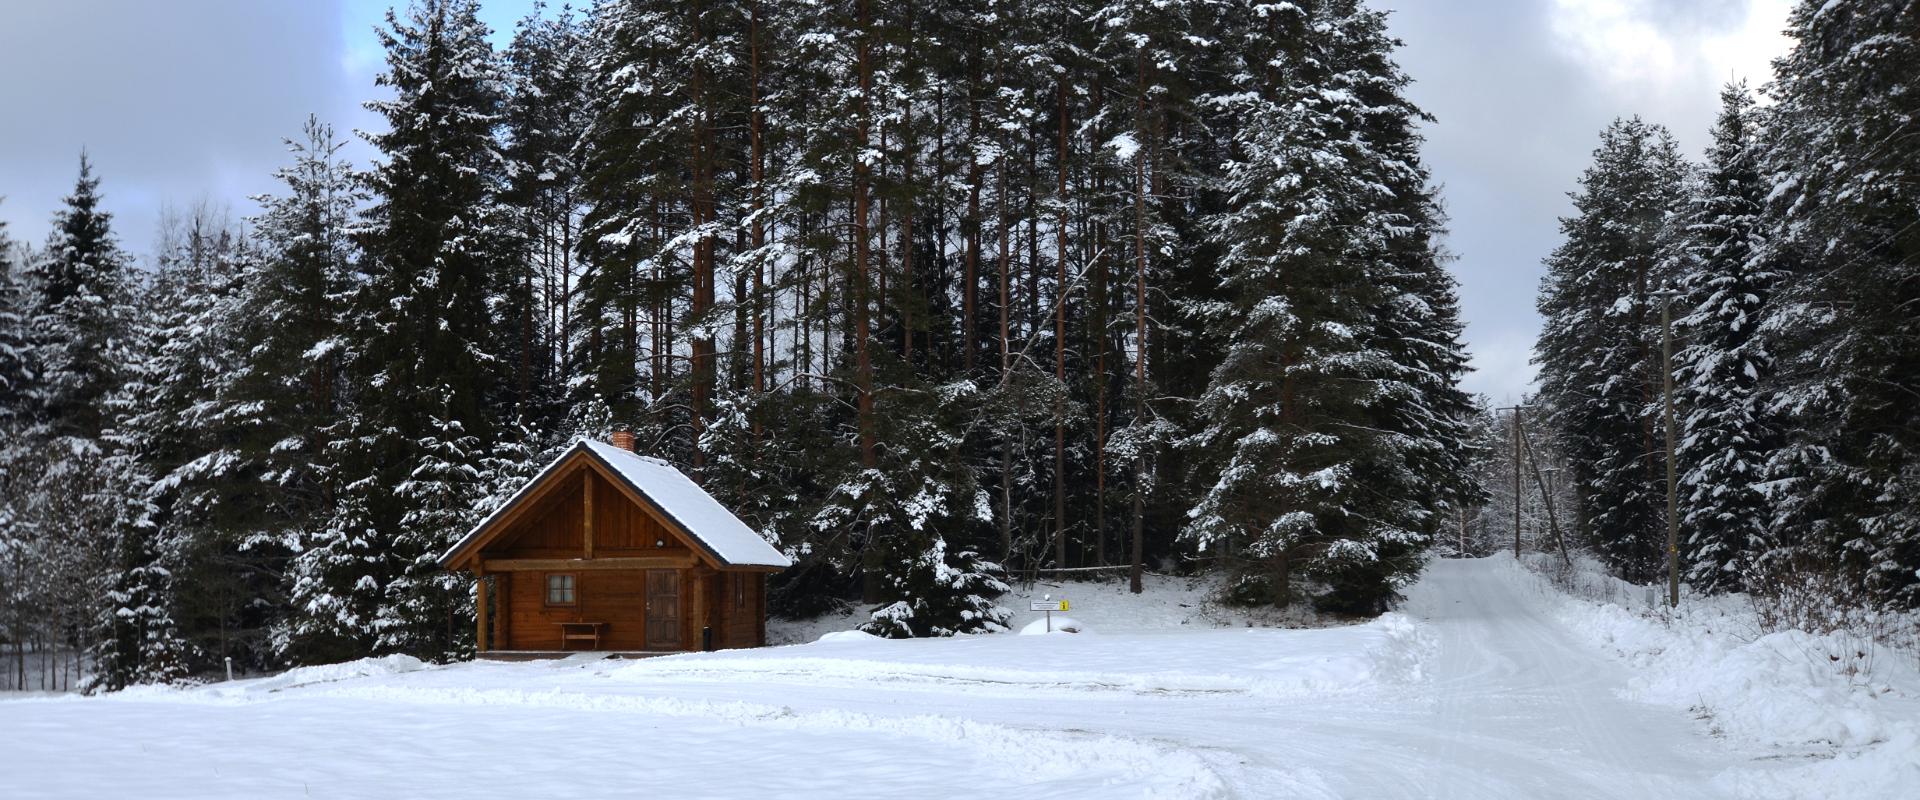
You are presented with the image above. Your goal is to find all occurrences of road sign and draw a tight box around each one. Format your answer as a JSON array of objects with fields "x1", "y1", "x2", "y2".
[{"x1": 1029, "y1": 600, "x2": 1069, "y2": 612}]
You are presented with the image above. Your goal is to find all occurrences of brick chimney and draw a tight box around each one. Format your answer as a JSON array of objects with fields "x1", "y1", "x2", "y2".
[{"x1": 610, "y1": 428, "x2": 636, "y2": 452}]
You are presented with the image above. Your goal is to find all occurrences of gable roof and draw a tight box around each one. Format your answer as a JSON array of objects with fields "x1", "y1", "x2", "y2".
[{"x1": 438, "y1": 440, "x2": 792, "y2": 571}]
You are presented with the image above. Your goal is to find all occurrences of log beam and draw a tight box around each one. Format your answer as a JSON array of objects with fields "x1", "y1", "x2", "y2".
[
  {"x1": 691, "y1": 568, "x2": 712, "y2": 651},
  {"x1": 473, "y1": 568, "x2": 489, "y2": 653},
  {"x1": 496, "y1": 572, "x2": 510, "y2": 648},
  {"x1": 583, "y1": 468, "x2": 595, "y2": 559},
  {"x1": 481, "y1": 556, "x2": 699, "y2": 572}
]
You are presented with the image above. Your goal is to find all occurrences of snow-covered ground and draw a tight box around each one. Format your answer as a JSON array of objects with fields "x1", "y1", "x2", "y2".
[
  {"x1": 4, "y1": 559, "x2": 1913, "y2": 798},
  {"x1": 1513, "y1": 555, "x2": 1920, "y2": 799}
]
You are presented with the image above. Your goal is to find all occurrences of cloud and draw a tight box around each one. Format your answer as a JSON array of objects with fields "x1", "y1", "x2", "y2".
[
  {"x1": 0, "y1": 0, "x2": 358, "y2": 258},
  {"x1": 1386, "y1": 0, "x2": 1794, "y2": 402},
  {"x1": 1549, "y1": 0, "x2": 1791, "y2": 103}
]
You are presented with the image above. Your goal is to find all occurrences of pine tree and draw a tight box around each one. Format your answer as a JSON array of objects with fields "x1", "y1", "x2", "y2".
[
  {"x1": 501, "y1": 3, "x2": 590, "y2": 419},
  {"x1": 1669, "y1": 83, "x2": 1774, "y2": 594},
  {"x1": 1757, "y1": 0, "x2": 1920, "y2": 607},
  {"x1": 1535, "y1": 118, "x2": 1688, "y2": 583}
]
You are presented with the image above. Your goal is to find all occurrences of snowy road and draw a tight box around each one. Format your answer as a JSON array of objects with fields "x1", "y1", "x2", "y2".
[
  {"x1": 0, "y1": 558, "x2": 1746, "y2": 798},
  {"x1": 1364, "y1": 558, "x2": 1736, "y2": 798}
]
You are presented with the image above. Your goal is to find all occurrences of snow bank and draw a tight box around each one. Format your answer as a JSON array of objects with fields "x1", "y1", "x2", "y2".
[
  {"x1": 1019, "y1": 616, "x2": 1086, "y2": 635},
  {"x1": 644, "y1": 610, "x2": 1432, "y2": 700},
  {"x1": 1715, "y1": 725, "x2": 1920, "y2": 800},
  {"x1": 248, "y1": 654, "x2": 430, "y2": 693},
  {"x1": 1516, "y1": 557, "x2": 1920, "y2": 799}
]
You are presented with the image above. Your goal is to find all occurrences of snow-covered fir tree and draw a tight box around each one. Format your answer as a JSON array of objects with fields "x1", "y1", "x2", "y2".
[
  {"x1": 1667, "y1": 83, "x2": 1775, "y2": 595},
  {"x1": 1756, "y1": 0, "x2": 1920, "y2": 608},
  {"x1": 836, "y1": 375, "x2": 1011, "y2": 638},
  {"x1": 319, "y1": 0, "x2": 513, "y2": 661},
  {"x1": 0, "y1": 215, "x2": 29, "y2": 418},
  {"x1": 1534, "y1": 118, "x2": 1688, "y2": 583},
  {"x1": 235, "y1": 118, "x2": 365, "y2": 667},
  {"x1": 1184, "y1": 0, "x2": 1464, "y2": 612},
  {"x1": 90, "y1": 211, "x2": 252, "y2": 690},
  {"x1": 26, "y1": 155, "x2": 137, "y2": 442}
]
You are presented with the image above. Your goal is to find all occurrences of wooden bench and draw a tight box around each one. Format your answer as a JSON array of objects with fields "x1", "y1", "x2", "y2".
[{"x1": 556, "y1": 621, "x2": 607, "y2": 651}]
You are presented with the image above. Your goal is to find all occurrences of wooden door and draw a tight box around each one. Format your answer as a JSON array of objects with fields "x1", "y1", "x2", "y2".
[{"x1": 646, "y1": 569, "x2": 682, "y2": 650}]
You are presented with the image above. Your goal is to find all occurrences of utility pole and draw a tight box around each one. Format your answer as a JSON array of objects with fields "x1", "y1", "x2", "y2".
[
  {"x1": 1498, "y1": 405, "x2": 1527, "y2": 558},
  {"x1": 1538, "y1": 464, "x2": 1571, "y2": 567},
  {"x1": 1654, "y1": 288, "x2": 1683, "y2": 608}
]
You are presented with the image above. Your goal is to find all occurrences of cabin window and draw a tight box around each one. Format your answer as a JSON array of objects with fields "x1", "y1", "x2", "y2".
[
  {"x1": 735, "y1": 575, "x2": 746, "y2": 610},
  {"x1": 545, "y1": 574, "x2": 577, "y2": 606}
]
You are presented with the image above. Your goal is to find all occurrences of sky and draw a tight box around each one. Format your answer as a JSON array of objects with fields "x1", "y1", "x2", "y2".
[{"x1": 0, "y1": 0, "x2": 1795, "y2": 403}]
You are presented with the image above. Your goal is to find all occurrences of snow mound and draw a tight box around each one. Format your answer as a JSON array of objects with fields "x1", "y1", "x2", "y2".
[
  {"x1": 251, "y1": 654, "x2": 428, "y2": 693},
  {"x1": 1018, "y1": 616, "x2": 1086, "y2": 635},
  {"x1": 1545, "y1": 579, "x2": 1917, "y2": 751},
  {"x1": 1517, "y1": 555, "x2": 1920, "y2": 799},
  {"x1": 1715, "y1": 724, "x2": 1920, "y2": 800},
  {"x1": 815, "y1": 630, "x2": 882, "y2": 644}
]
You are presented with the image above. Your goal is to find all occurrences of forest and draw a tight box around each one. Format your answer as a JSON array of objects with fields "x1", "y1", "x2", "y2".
[
  {"x1": 6, "y1": 0, "x2": 1910, "y2": 696},
  {"x1": 0, "y1": 0, "x2": 1478, "y2": 690},
  {"x1": 1477, "y1": 2, "x2": 1919, "y2": 637}
]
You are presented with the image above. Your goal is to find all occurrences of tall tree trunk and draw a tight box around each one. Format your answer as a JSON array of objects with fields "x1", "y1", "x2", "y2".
[
  {"x1": 853, "y1": 0, "x2": 881, "y2": 605},
  {"x1": 1129, "y1": 49, "x2": 1149, "y2": 595},
  {"x1": 963, "y1": 50, "x2": 982, "y2": 375},
  {"x1": 899, "y1": 52, "x2": 916, "y2": 364},
  {"x1": 688, "y1": 1, "x2": 716, "y2": 476},
  {"x1": 998, "y1": 143, "x2": 1014, "y2": 565},
  {"x1": 750, "y1": 2, "x2": 766, "y2": 438},
  {"x1": 1053, "y1": 81, "x2": 1070, "y2": 569},
  {"x1": 853, "y1": 0, "x2": 876, "y2": 472}
]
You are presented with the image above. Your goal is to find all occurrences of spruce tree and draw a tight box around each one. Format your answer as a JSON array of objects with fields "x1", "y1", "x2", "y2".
[
  {"x1": 0, "y1": 214, "x2": 29, "y2": 419},
  {"x1": 1758, "y1": 0, "x2": 1920, "y2": 607},
  {"x1": 328, "y1": 0, "x2": 511, "y2": 660},
  {"x1": 1334, "y1": 0, "x2": 1480, "y2": 602},
  {"x1": 1670, "y1": 83, "x2": 1774, "y2": 594},
  {"x1": 27, "y1": 155, "x2": 137, "y2": 442},
  {"x1": 243, "y1": 119, "x2": 364, "y2": 666},
  {"x1": 91, "y1": 213, "x2": 249, "y2": 689},
  {"x1": 1185, "y1": 0, "x2": 1450, "y2": 612},
  {"x1": 1535, "y1": 118, "x2": 1688, "y2": 583}
]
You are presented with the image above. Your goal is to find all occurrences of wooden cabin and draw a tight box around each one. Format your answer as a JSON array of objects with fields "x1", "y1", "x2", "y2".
[{"x1": 439, "y1": 433, "x2": 791, "y2": 654}]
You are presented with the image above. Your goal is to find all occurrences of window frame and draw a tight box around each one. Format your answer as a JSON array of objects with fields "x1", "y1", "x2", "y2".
[{"x1": 544, "y1": 573, "x2": 578, "y2": 607}]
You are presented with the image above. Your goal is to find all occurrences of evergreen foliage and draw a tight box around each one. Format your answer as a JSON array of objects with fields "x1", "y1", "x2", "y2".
[
  {"x1": 1754, "y1": 0, "x2": 1920, "y2": 608},
  {"x1": 2, "y1": 0, "x2": 1492, "y2": 687},
  {"x1": 0, "y1": 214, "x2": 30, "y2": 417},
  {"x1": 1530, "y1": 0, "x2": 1919, "y2": 613},
  {"x1": 1534, "y1": 118, "x2": 1688, "y2": 583},
  {"x1": 1668, "y1": 84, "x2": 1775, "y2": 594}
]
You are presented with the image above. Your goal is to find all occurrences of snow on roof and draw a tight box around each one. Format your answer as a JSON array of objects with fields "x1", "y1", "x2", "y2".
[
  {"x1": 579, "y1": 440, "x2": 791, "y2": 568},
  {"x1": 440, "y1": 440, "x2": 791, "y2": 569}
]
